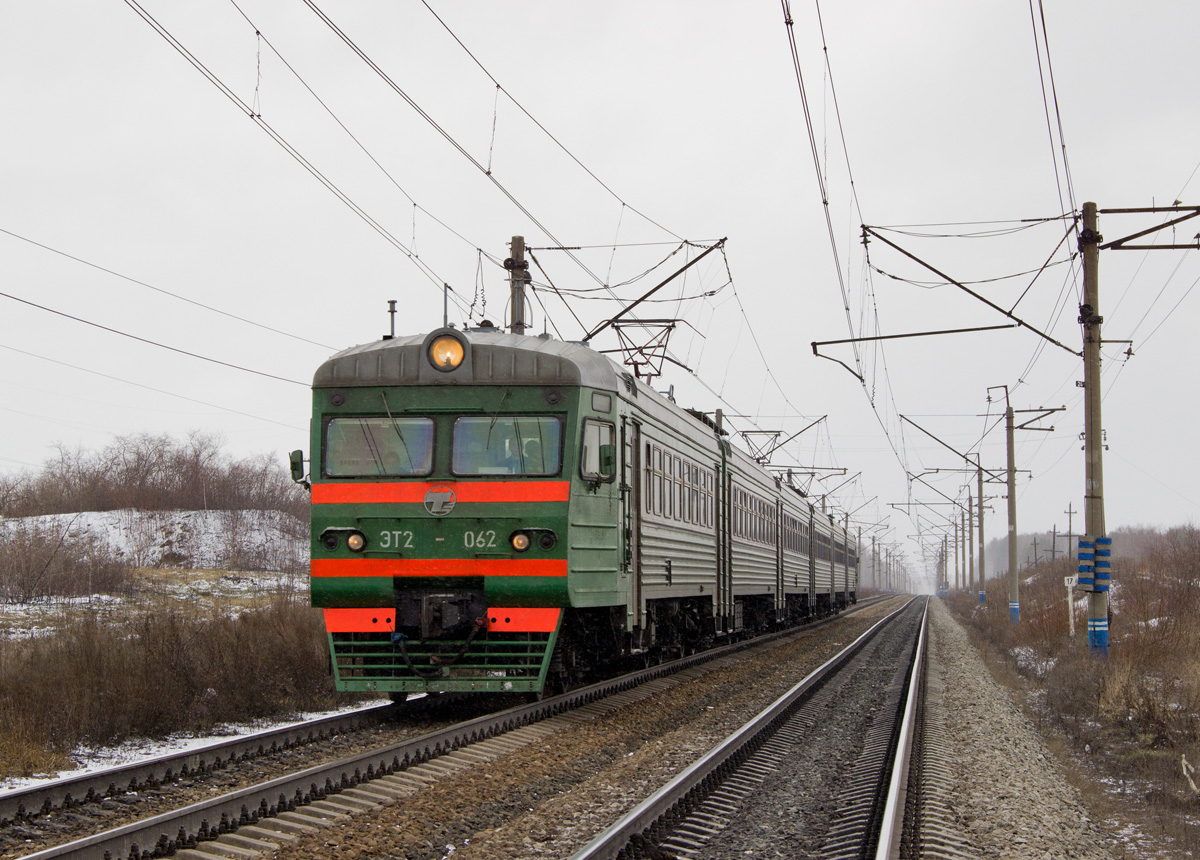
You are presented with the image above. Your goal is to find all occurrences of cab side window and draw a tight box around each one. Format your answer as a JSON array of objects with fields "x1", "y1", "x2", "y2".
[{"x1": 581, "y1": 419, "x2": 616, "y2": 481}]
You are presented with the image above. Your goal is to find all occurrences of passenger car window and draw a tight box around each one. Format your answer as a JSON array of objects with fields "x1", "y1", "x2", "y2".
[
  {"x1": 452, "y1": 416, "x2": 561, "y2": 476},
  {"x1": 325, "y1": 417, "x2": 434, "y2": 477}
]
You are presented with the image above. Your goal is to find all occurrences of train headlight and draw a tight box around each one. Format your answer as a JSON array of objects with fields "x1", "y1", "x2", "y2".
[
  {"x1": 510, "y1": 533, "x2": 532, "y2": 552},
  {"x1": 428, "y1": 335, "x2": 465, "y2": 371},
  {"x1": 346, "y1": 532, "x2": 367, "y2": 552}
]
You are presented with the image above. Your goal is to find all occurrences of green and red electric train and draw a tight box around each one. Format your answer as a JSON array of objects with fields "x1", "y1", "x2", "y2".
[{"x1": 292, "y1": 323, "x2": 858, "y2": 697}]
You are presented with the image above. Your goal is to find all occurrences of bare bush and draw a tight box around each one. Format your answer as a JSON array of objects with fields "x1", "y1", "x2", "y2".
[
  {"x1": 0, "y1": 519, "x2": 133, "y2": 604},
  {"x1": 947, "y1": 528, "x2": 1200, "y2": 849},
  {"x1": 0, "y1": 594, "x2": 345, "y2": 775},
  {"x1": 213, "y1": 509, "x2": 307, "y2": 572}
]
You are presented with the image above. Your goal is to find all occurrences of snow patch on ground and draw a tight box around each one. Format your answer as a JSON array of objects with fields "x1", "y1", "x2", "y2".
[
  {"x1": 1010, "y1": 645, "x2": 1057, "y2": 678},
  {"x1": 0, "y1": 572, "x2": 306, "y2": 640},
  {"x1": 0, "y1": 701, "x2": 389, "y2": 797},
  {"x1": 0, "y1": 508, "x2": 306, "y2": 571},
  {"x1": 0, "y1": 509, "x2": 310, "y2": 639}
]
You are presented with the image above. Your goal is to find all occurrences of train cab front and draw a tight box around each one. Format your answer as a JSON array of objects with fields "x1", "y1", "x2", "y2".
[{"x1": 305, "y1": 327, "x2": 574, "y2": 695}]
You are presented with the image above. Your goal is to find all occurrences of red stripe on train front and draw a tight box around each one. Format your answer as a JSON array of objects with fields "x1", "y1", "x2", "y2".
[
  {"x1": 323, "y1": 607, "x2": 395, "y2": 632},
  {"x1": 312, "y1": 481, "x2": 570, "y2": 505},
  {"x1": 323, "y1": 606, "x2": 561, "y2": 634},
  {"x1": 311, "y1": 558, "x2": 568, "y2": 577},
  {"x1": 486, "y1": 607, "x2": 561, "y2": 633}
]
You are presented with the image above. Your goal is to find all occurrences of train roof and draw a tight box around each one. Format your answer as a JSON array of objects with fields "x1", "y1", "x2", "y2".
[{"x1": 312, "y1": 326, "x2": 626, "y2": 391}]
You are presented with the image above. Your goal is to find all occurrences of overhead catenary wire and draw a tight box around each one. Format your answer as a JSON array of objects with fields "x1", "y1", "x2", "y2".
[
  {"x1": 225, "y1": 0, "x2": 485, "y2": 279},
  {"x1": 302, "y1": 0, "x2": 610, "y2": 294},
  {"x1": 779, "y1": 0, "x2": 926, "y2": 505},
  {"x1": 0, "y1": 343, "x2": 305, "y2": 430},
  {"x1": 0, "y1": 290, "x2": 307, "y2": 387},
  {"x1": 122, "y1": 0, "x2": 469, "y2": 315},
  {"x1": 869, "y1": 216, "x2": 1069, "y2": 238},
  {"x1": 0, "y1": 227, "x2": 336, "y2": 351},
  {"x1": 140, "y1": 0, "x2": 728, "y2": 372},
  {"x1": 869, "y1": 257, "x2": 1071, "y2": 290},
  {"x1": 418, "y1": 0, "x2": 683, "y2": 243},
  {"x1": 1028, "y1": 0, "x2": 1077, "y2": 225},
  {"x1": 780, "y1": 0, "x2": 861, "y2": 381}
]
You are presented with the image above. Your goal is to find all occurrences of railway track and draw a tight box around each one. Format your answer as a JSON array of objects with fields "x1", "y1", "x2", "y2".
[
  {"x1": 7, "y1": 598, "x2": 893, "y2": 860},
  {"x1": 570, "y1": 596, "x2": 928, "y2": 860},
  {"x1": 0, "y1": 703, "x2": 395, "y2": 829}
]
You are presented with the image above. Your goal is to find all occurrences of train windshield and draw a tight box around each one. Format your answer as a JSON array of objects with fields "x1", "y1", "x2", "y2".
[
  {"x1": 452, "y1": 416, "x2": 561, "y2": 476},
  {"x1": 324, "y1": 417, "x2": 434, "y2": 477}
]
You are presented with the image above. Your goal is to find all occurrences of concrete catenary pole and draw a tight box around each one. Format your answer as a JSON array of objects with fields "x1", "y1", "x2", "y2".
[
  {"x1": 1080, "y1": 202, "x2": 1110, "y2": 653},
  {"x1": 954, "y1": 513, "x2": 960, "y2": 591},
  {"x1": 967, "y1": 493, "x2": 975, "y2": 593},
  {"x1": 1007, "y1": 405, "x2": 1019, "y2": 623},
  {"x1": 961, "y1": 508, "x2": 968, "y2": 592},
  {"x1": 1064, "y1": 502, "x2": 1075, "y2": 557},
  {"x1": 977, "y1": 466, "x2": 986, "y2": 602},
  {"x1": 508, "y1": 235, "x2": 528, "y2": 335}
]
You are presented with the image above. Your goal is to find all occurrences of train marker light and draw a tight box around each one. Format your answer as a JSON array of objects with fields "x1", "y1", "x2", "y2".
[
  {"x1": 428, "y1": 335, "x2": 465, "y2": 371},
  {"x1": 511, "y1": 533, "x2": 532, "y2": 552},
  {"x1": 346, "y1": 532, "x2": 367, "y2": 552}
]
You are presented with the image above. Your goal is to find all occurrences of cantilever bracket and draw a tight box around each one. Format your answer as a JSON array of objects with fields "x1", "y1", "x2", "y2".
[{"x1": 1099, "y1": 205, "x2": 1200, "y2": 250}]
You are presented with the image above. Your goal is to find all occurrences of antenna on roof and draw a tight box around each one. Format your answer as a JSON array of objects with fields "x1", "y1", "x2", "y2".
[{"x1": 384, "y1": 299, "x2": 397, "y2": 340}]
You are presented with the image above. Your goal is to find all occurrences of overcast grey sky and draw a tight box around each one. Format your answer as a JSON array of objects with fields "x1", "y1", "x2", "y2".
[{"x1": 4, "y1": 2, "x2": 1198, "y2": 581}]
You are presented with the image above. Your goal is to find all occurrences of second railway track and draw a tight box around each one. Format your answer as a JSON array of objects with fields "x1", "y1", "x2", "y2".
[{"x1": 573, "y1": 596, "x2": 927, "y2": 860}]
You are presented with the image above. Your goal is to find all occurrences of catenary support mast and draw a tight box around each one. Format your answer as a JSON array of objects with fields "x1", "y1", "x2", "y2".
[
  {"x1": 1080, "y1": 203, "x2": 1110, "y2": 653},
  {"x1": 977, "y1": 466, "x2": 985, "y2": 602},
  {"x1": 1007, "y1": 404, "x2": 1018, "y2": 622},
  {"x1": 508, "y1": 235, "x2": 528, "y2": 335}
]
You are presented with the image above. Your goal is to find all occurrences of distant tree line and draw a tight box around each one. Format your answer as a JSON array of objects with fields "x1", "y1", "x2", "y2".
[{"x1": 0, "y1": 432, "x2": 306, "y2": 519}]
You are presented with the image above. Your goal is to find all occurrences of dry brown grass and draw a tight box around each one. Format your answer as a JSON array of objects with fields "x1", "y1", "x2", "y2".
[
  {"x1": 0, "y1": 592, "x2": 345, "y2": 778},
  {"x1": 0, "y1": 714, "x2": 72, "y2": 778}
]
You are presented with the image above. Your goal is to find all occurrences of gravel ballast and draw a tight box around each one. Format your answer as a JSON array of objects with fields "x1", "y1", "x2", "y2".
[
  {"x1": 926, "y1": 598, "x2": 1116, "y2": 859},
  {"x1": 259, "y1": 598, "x2": 1123, "y2": 860}
]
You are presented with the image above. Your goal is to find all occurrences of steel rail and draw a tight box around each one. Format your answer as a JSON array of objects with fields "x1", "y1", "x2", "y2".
[
  {"x1": 568, "y1": 597, "x2": 916, "y2": 860},
  {"x1": 0, "y1": 702, "x2": 395, "y2": 827},
  {"x1": 874, "y1": 597, "x2": 929, "y2": 859}
]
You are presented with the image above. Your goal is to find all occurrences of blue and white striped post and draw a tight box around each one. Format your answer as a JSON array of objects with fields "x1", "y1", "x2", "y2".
[
  {"x1": 1077, "y1": 536, "x2": 1110, "y2": 655},
  {"x1": 1009, "y1": 601, "x2": 1020, "y2": 623},
  {"x1": 1089, "y1": 537, "x2": 1111, "y2": 653},
  {"x1": 1077, "y1": 538, "x2": 1094, "y2": 590},
  {"x1": 1094, "y1": 537, "x2": 1112, "y2": 594}
]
